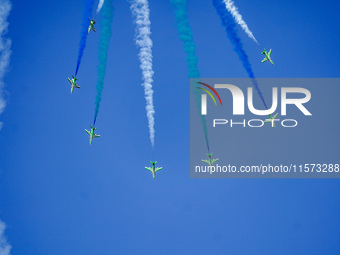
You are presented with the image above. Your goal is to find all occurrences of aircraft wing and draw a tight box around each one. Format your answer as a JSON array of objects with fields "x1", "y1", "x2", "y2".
[
  {"x1": 92, "y1": 27, "x2": 96, "y2": 32},
  {"x1": 75, "y1": 84, "x2": 80, "y2": 88},
  {"x1": 202, "y1": 159, "x2": 210, "y2": 164},
  {"x1": 212, "y1": 158, "x2": 219, "y2": 164},
  {"x1": 68, "y1": 78, "x2": 72, "y2": 84},
  {"x1": 261, "y1": 58, "x2": 268, "y2": 63},
  {"x1": 268, "y1": 49, "x2": 272, "y2": 56},
  {"x1": 85, "y1": 129, "x2": 91, "y2": 135},
  {"x1": 266, "y1": 113, "x2": 278, "y2": 121},
  {"x1": 145, "y1": 167, "x2": 152, "y2": 172},
  {"x1": 94, "y1": 134, "x2": 100, "y2": 138},
  {"x1": 155, "y1": 167, "x2": 162, "y2": 172}
]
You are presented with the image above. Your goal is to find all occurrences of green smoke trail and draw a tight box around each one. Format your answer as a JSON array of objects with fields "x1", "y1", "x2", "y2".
[
  {"x1": 93, "y1": 0, "x2": 114, "y2": 125},
  {"x1": 170, "y1": 0, "x2": 210, "y2": 152}
]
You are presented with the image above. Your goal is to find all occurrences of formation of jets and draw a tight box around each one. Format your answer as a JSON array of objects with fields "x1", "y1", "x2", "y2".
[
  {"x1": 88, "y1": 18, "x2": 96, "y2": 33},
  {"x1": 196, "y1": 49, "x2": 276, "y2": 169},
  {"x1": 68, "y1": 19, "x2": 96, "y2": 93},
  {"x1": 261, "y1": 49, "x2": 277, "y2": 126},
  {"x1": 145, "y1": 161, "x2": 162, "y2": 180},
  {"x1": 67, "y1": 19, "x2": 102, "y2": 145},
  {"x1": 85, "y1": 126, "x2": 100, "y2": 145},
  {"x1": 195, "y1": 50, "x2": 276, "y2": 171},
  {"x1": 68, "y1": 18, "x2": 276, "y2": 177},
  {"x1": 261, "y1": 48, "x2": 274, "y2": 65},
  {"x1": 202, "y1": 153, "x2": 219, "y2": 166}
]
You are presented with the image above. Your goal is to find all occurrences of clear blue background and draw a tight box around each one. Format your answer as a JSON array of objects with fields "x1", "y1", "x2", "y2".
[{"x1": 0, "y1": 0, "x2": 339, "y2": 254}]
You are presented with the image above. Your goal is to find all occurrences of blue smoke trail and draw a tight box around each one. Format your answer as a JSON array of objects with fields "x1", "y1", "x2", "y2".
[
  {"x1": 170, "y1": 0, "x2": 210, "y2": 152},
  {"x1": 212, "y1": 0, "x2": 268, "y2": 110},
  {"x1": 75, "y1": 0, "x2": 95, "y2": 76},
  {"x1": 93, "y1": 0, "x2": 114, "y2": 125}
]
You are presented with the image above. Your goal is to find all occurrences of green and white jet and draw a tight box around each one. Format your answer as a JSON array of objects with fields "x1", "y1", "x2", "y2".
[
  {"x1": 85, "y1": 126, "x2": 100, "y2": 145},
  {"x1": 261, "y1": 49, "x2": 274, "y2": 65},
  {"x1": 264, "y1": 113, "x2": 279, "y2": 128},
  {"x1": 145, "y1": 161, "x2": 162, "y2": 180},
  {"x1": 68, "y1": 76, "x2": 80, "y2": 93},
  {"x1": 202, "y1": 153, "x2": 219, "y2": 166},
  {"x1": 88, "y1": 18, "x2": 96, "y2": 33}
]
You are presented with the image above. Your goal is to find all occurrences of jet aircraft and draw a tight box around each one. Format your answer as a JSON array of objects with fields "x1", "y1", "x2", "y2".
[
  {"x1": 145, "y1": 161, "x2": 162, "y2": 180},
  {"x1": 202, "y1": 153, "x2": 219, "y2": 166},
  {"x1": 88, "y1": 18, "x2": 96, "y2": 33},
  {"x1": 264, "y1": 113, "x2": 279, "y2": 128},
  {"x1": 85, "y1": 126, "x2": 100, "y2": 145},
  {"x1": 68, "y1": 76, "x2": 80, "y2": 93},
  {"x1": 261, "y1": 49, "x2": 274, "y2": 65}
]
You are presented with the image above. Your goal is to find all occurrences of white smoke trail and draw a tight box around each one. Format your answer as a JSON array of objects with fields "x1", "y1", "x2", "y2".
[
  {"x1": 96, "y1": 0, "x2": 104, "y2": 13},
  {"x1": 0, "y1": 220, "x2": 11, "y2": 255},
  {"x1": 223, "y1": 0, "x2": 258, "y2": 44},
  {"x1": 0, "y1": 2, "x2": 13, "y2": 252},
  {"x1": 0, "y1": 1, "x2": 12, "y2": 253},
  {"x1": 0, "y1": 0, "x2": 12, "y2": 130},
  {"x1": 130, "y1": 0, "x2": 155, "y2": 148}
]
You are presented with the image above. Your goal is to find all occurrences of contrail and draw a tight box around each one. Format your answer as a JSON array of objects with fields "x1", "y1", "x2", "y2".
[
  {"x1": 0, "y1": 0, "x2": 11, "y2": 131},
  {"x1": 212, "y1": 0, "x2": 268, "y2": 110},
  {"x1": 223, "y1": 0, "x2": 258, "y2": 44},
  {"x1": 96, "y1": 0, "x2": 104, "y2": 13},
  {"x1": 0, "y1": 220, "x2": 11, "y2": 255},
  {"x1": 75, "y1": 0, "x2": 95, "y2": 76},
  {"x1": 130, "y1": 0, "x2": 155, "y2": 148},
  {"x1": 93, "y1": 0, "x2": 114, "y2": 125},
  {"x1": 170, "y1": 0, "x2": 210, "y2": 151}
]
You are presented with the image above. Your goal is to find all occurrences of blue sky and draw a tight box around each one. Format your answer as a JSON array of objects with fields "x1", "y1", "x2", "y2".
[{"x1": 0, "y1": 0, "x2": 340, "y2": 254}]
